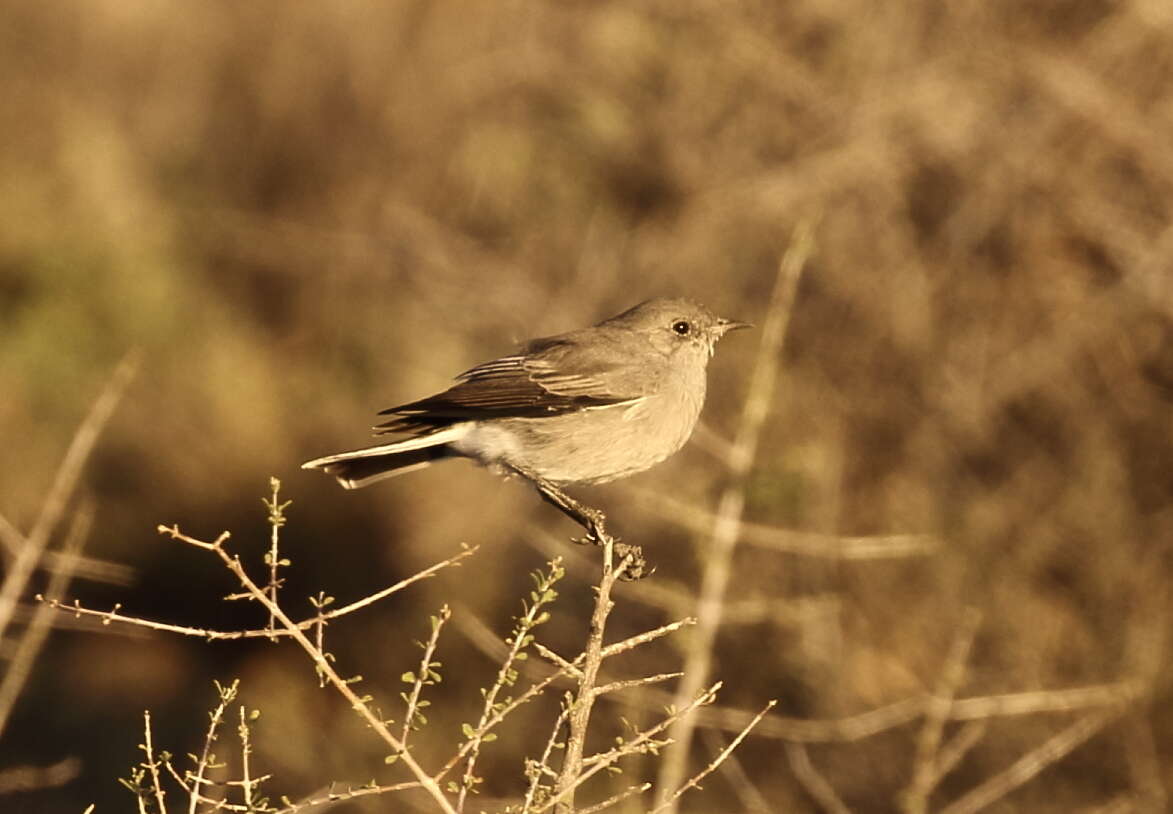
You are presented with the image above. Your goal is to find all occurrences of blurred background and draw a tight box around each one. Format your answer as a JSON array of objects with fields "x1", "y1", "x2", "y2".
[{"x1": 2, "y1": 0, "x2": 1172, "y2": 811}]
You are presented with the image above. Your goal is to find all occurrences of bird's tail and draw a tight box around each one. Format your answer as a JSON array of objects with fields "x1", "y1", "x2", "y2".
[{"x1": 301, "y1": 427, "x2": 465, "y2": 489}]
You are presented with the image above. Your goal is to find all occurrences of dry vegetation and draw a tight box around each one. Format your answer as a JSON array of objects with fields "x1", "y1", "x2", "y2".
[{"x1": 2, "y1": 0, "x2": 1172, "y2": 811}]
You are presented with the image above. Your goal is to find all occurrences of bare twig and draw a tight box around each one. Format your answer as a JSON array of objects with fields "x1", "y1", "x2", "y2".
[
  {"x1": 142, "y1": 710, "x2": 168, "y2": 814},
  {"x1": 702, "y1": 729, "x2": 772, "y2": 814},
  {"x1": 0, "y1": 508, "x2": 133, "y2": 585},
  {"x1": 0, "y1": 352, "x2": 137, "y2": 644},
  {"x1": 577, "y1": 783, "x2": 651, "y2": 814},
  {"x1": 938, "y1": 708, "x2": 1122, "y2": 814},
  {"x1": 685, "y1": 679, "x2": 1140, "y2": 743},
  {"x1": 457, "y1": 560, "x2": 563, "y2": 811},
  {"x1": 238, "y1": 706, "x2": 259, "y2": 810},
  {"x1": 0, "y1": 757, "x2": 81, "y2": 795},
  {"x1": 41, "y1": 544, "x2": 477, "y2": 640},
  {"x1": 902, "y1": 609, "x2": 981, "y2": 813},
  {"x1": 649, "y1": 700, "x2": 776, "y2": 814},
  {"x1": 0, "y1": 501, "x2": 92, "y2": 736},
  {"x1": 785, "y1": 743, "x2": 851, "y2": 814},
  {"x1": 946, "y1": 684, "x2": 1140, "y2": 721},
  {"x1": 434, "y1": 659, "x2": 578, "y2": 785},
  {"x1": 594, "y1": 672, "x2": 683, "y2": 697},
  {"x1": 552, "y1": 538, "x2": 631, "y2": 812},
  {"x1": 540, "y1": 682, "x2": 722, "y2": 814},
  {"x1": 434, "y1": 615, "x2": 698, "y2": 793},
  {"x1": 601, "y1": 618, "x2": 696, "y2": 659},
  {"x1": 279, "y1": 779, "x2": 436, "y2": 813},
  {"x1": 633, "y1": 488, "x2": 939, "y2": 560},
  {"x1": 155, "y1": 524, "x2": 459, "y2": 814},
  {"x1": 187, "y1": 679, "x2": 237, "y2": 814},
  {"x1": 263, "y1": 477, "x2": 292, "y2": 639},
  {"x1": 521, "y1": 703, "x2": 570, "y2": 812},
  {"x1": 656, "y1": 222, "x2": 813, "y2": 808},
  {"x1": 533, "y1": 641, "x2": 582, "y2": 680},
  {"x1": 931, "y1": 721, "x2": 988, "y2": 790}
]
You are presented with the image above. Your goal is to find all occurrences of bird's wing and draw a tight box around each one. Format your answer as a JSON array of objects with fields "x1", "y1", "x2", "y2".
[{"x1": 374, "y1": 333, "x2": 652, "y2": 434}]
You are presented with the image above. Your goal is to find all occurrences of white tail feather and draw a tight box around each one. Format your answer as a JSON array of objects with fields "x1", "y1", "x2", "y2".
[
  {"x1": 337, "y1": 459, "x2": 434, "y2": 489},
  {"x1": 301, "y1": 425, "x2": 469, "y2": 470}
]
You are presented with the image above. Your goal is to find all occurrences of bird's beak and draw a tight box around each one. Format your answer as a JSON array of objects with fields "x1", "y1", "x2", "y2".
[{"x1": 716, "y1": 318, "x2": 753, "y2": 336}]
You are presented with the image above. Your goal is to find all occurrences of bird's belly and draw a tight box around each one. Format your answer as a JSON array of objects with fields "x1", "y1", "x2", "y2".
[{"x1": 457, "y1": 395, "x2": 700, "y2": 484}]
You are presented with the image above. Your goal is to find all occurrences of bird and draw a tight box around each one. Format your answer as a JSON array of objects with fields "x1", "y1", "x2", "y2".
[{"x1": 302, "y1": 297, "x2": 749, "y2": 542}]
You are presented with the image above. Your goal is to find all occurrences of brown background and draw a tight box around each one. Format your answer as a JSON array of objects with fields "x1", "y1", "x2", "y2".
[{"x1": 2, "y1": 1, "x2": 1171, "y2": 811}]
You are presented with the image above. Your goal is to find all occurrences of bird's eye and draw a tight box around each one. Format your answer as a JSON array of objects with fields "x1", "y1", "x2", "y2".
[{"x1": 672, "y1": 320, "x2": 691, "y2": 336}]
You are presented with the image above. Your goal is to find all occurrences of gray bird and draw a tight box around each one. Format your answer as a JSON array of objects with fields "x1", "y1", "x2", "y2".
[{"x1": 302, "y1": 297, "x2": 748, "y2": 542}]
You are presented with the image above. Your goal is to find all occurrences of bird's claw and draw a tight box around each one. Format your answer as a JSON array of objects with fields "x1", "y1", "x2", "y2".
[{"x1": 615, "y1": 543, "x2": 652, "y2": 581}]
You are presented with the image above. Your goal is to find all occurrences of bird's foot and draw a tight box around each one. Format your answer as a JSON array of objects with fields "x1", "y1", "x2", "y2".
[
  {"x1": 571, "y1": 532, "x2": 653, "y2": 581},
  {"x1": 614, "y1": 542, "x2": 653, "y2": 581}
]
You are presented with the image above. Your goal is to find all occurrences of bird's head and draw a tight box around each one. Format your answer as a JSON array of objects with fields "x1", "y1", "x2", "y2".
[{"x1": 607, "y1": 297, "x2": 751, "y2": 360}]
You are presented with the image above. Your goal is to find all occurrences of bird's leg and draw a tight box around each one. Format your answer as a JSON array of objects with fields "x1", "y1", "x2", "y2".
[
  {"x1": 507, "y1": 466, "x2": 652, "y2": 580},
  {"x1": 508, "y1": 466, "x2": 611, "y2": 543}
]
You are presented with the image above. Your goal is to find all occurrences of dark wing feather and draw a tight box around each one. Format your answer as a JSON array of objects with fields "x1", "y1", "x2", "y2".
[{"x1": 374, "y1": 334, "x2": 649, "y2": 434}]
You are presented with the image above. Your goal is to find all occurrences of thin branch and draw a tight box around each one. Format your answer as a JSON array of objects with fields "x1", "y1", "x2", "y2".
[
  {"x1": 434, "y1": 618, "x2": 697, "y2": 788},
  {"x1": 1121, "y1": 713, "x2": 1167, "y2": 813},
  {"x1": 521, "y1": 703, "x2": 570, "y2": 813},
  {"x1": 931, "y1": 720, "x2": 988, "y2": 791},
  {"x1": 399, "y1": 605, "x2": 450, "y2": 753},
  {"x1": 577, "y1": 783, "x2": 652, "y2": 814},
  {"x1": 187, "y1": 680, "x2": 237, "y2": 814},
  {"x1": 41, "y1": 544, "x2": 477, "y2": 640},
  {"x1": 0, "y1": 351, "x2": 138, "y2": 644},
  {"x1": 539, "y1": 683, "x2": 722, "y2": 814},
  {"x1": 601, "y1": 618, "x2": 697, "y2": 659},
  {"x1": 156, "y1": 525, "x2": 458, "y2": 814},
  {"x1": 533, "y1": 642, "x2": 582, "y2": 680},
  {"x1": 902, "y1": 609, "x2": 981, "y2": 814},
  {"x1": 594, "y1": 672, "x2": 683, "y2": 697},
  {"x1": 946, "y1": 683, "x2": 1140, "y2": 721},
  {"x1": 457, "y1": 559, "x2": 563, "y2": 811},
  {"x1": 279, "y1": 779, "x2": 432, "y2": 813},
  {"x1": 938, "y1": 708, "x2": 1122, "y2": 814},
  {"x1": 238, "y1": 706, "x2": 259, "y2": 811},
  {"x1": 633, "y1": 488, "x2": 939, "y2": 560},
  {"x1": 142, "y1": 710, "x2": 168, "y2": 814},
  {"x1": 434, "y1": 660, "x2": 576, "y2": 784},
  {"x1": 0, "y1": 501, "x2": 92, "y2": 737},
  {"x1": 551, "y1": 539, "x2": 631, "y2": 812},
  {"x1": 0, "y1": 508, "x2": 133, "y2": 585},
  {"x1": 701, "y1": 729, "x2": 772, "y2": 814},
  {"x1": 649, "y1": 700, "x2": 775, "y2": 814},
  {"x1": 0, "y1": 757, "x2": 81, "y2": 795},
  {"x1": 687, "y1": 680, "x2": 1139, "y2": 742},
  {"x1": 785, "y1": 743, "x2": 851, "y2": 814},
  {"x1": 263, "y1": 477, "x2": 292, "y2": 639},
  {"x1": 657, "y1": 223, "x2": 813, "y2": 810},
  {"x1": 456, "y1": 594, "x2": 694, "y2": 690}
]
